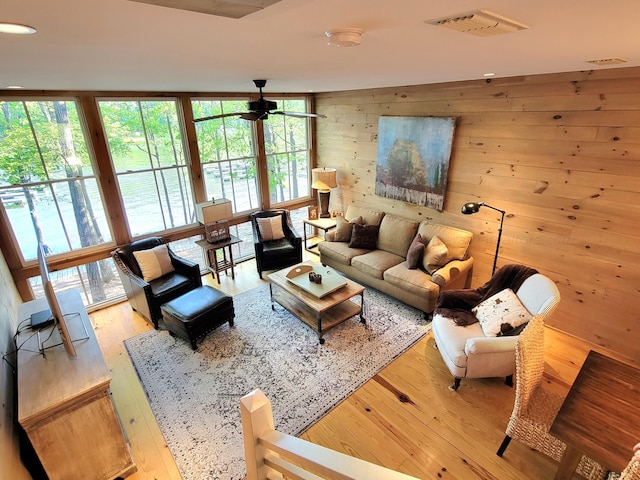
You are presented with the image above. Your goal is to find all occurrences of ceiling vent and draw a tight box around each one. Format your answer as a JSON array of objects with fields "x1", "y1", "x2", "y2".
[
  {"x1": 128, "y1": 0, "x2": 282, "y2": 19},
  {"x1": 426, "y1": 9, "x2": 528, "y2": 36},
  {"x1": 586, "y1": 58, "x2": 628, "y2": 66}
]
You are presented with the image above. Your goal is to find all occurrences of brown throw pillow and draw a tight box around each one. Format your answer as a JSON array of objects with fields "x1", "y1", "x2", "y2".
[
  {"x1": 406, "y1": 233, "x2": 425, "y2": 269},
  {"x1": 422, "y1": 235, "x2": 449, "y2": 274},
  {"x1": 334, "y1": 215, "x2": 363, "y2": 242},
  {"x1": 349, "y1": 223, "x2": 379, "y2": 249}
]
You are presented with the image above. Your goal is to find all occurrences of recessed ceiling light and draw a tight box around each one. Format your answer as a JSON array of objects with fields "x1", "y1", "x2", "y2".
[
  {"x1": 483, "y1": 73, "x2": 496, "y2": 77},
  {"x1": 4, "y1": 85, "x2": 25, "y2": 89},
  {"x1": 0, "y1": 22, "x2": 37, "y2": 35}
]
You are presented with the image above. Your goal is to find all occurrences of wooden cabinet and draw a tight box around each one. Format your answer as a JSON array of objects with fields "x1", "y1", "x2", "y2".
[{"x1": 17, "y1": 289, "x2": 136, "y2": 480}]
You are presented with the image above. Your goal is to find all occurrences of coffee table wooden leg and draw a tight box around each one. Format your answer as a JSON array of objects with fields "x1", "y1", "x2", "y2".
[
  {"x1": 317, "y1": 313, "x2": 324, "y2": 344},
  {"x1": 359, "y1": 292, "x2": 365, "y2": 324},
  {"x1": 269, "y1": 283, "x2": 275, "y2": 310},
  {"x1": 554, "y1": 445, "x2": 583, "y2": 480}
]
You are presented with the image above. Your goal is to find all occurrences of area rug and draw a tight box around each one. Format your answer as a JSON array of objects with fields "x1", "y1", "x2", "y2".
[{"x1": 124, "y1": 283, "x2": 430, "y2": 480}]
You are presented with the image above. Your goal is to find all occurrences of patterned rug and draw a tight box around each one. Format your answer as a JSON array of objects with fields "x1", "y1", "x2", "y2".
[{"x1": 124, "y1": 283, "x2": 430, "y2": 480}]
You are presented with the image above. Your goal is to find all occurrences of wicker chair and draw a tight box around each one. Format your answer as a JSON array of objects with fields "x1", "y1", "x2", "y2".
[
  {"x1": 620, "y1": 457, "x2": 640, "y2": 480},
  {"x1": 496, "y1": 315, "x2": 608, "y2": 480}
]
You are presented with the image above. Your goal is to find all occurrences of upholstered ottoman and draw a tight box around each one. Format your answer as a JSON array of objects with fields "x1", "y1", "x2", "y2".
[{"x1": 160, "y1": 285, "x2": 234, "y2": 350}]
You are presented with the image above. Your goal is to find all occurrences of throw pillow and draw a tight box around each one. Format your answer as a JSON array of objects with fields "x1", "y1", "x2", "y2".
[
  {"x1": 349, "y1": 223, "x2": 379, "y2": 249},
  {"x1": 406, "y1": 233, "x2": 425, "y2": 269},
  {"x1": 133, "y1": 244, "x2": 175, "y2": 282},
  {"x1": 472, "y1": 288, "x2": 533, "y2": 337},
  {"x1": 422, "y1": 235, "x2": 449, "y2": 274},
  {"x1": 257, "y1": 216, "x2": 285, "y2": 241},
  {"x1": 334, "y1": 215, "x2": 363, "y2": 242}
]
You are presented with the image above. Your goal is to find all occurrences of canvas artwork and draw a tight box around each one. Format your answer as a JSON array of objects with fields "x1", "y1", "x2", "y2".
[{"x1": 375, "y1": 116, "x2": 456, "y2": 211}]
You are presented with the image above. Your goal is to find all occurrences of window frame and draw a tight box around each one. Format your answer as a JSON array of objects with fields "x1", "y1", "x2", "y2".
[{"x1": 0, "y1": 90, "x2": 318, "y2": 303}]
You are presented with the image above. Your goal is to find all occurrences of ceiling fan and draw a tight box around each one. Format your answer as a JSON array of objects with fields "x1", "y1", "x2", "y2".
[{"x1": 193, "y1": 79, "x2": 327, "y2": 123}]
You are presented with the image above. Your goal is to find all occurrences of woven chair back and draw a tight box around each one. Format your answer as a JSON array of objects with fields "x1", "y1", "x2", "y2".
[
  {"x1": 513, "y1": 314, "x2": 545, "y2": 415},
  {"x1": 621, "y1": 459, "x2": 640, "y2": 480}
]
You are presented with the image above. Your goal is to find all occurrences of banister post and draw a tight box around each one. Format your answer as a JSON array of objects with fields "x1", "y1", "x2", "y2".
[{"x1": 240, "y1": 388, "x2": 276, "y2": 480}]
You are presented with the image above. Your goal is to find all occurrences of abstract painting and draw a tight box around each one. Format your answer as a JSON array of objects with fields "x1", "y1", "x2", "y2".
[{"x1": 375, "y1": 116, "x2": 456, "y2": 211}]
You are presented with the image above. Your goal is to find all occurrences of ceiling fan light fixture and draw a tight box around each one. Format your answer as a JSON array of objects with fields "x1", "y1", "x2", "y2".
[{"x1": 325, "y1": 28, "x2": 363, "y2": 47}]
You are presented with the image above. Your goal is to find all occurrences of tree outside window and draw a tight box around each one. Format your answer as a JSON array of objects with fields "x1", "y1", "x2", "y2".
[{"x1": 0, "y1": 100, "x2": 113, "y2": 301}]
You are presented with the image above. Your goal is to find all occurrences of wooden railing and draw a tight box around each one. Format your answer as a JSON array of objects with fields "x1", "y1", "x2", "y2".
[{"x1": 240, "y1": 389, "x2": 419, "y2": 480}]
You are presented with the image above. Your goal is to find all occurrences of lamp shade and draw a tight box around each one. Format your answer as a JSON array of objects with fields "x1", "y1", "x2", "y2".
[
  {"x1": 195, "y1": 199, "x2": 232, "y2": 224},
  {"x1": 461, "y1": 202, "x2": 482, "y2": 214},
  {"x1": 311, "y1": 167, "x2": 337, "y2": 191}
]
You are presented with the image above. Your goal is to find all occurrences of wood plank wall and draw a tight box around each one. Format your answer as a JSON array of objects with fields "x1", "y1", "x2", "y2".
[{"x1": 314, "y1": 66, "x2": 640, "y2": 363}]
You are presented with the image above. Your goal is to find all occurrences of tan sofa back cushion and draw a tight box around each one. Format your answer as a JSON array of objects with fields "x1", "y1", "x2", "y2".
[
  {"x1": 417, "y1": 222, "x2": 472, "y2": 262},
  {"x1": 377, "y1": 214, "x2": 419, "y2": 258},
  {"x1": 344, "y1": 205, "x2": 384, "y2": 226}
]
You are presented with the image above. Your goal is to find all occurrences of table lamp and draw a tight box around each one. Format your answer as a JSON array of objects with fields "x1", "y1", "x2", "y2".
[
  {"x1": 311, "y1": 167, "x2": 337, "y2": 218},
  {"x1": 461, "y1": 201, "x2": 506, "y2": 276},
  {"x1": 195, "y1": 198, "x2": 233, "y2": 242}
]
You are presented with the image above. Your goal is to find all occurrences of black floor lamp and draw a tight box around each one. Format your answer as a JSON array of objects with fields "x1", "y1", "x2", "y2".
[{"x1": 461, "y1": 202, "x2": 506, "y2": 276}]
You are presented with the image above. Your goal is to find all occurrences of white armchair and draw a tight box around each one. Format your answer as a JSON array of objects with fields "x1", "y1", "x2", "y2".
[{"x1": 432, "y1": 272, "x2": 560, "y2": 390}]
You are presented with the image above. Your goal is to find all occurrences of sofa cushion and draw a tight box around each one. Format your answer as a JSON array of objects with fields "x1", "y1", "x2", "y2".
[
  {"x1": 349, "y1": 224, "x2": 379, "y2": 249},
  {"x1": 334, "y1": 215, "x2": 363, "y2": 242},
  {"x1": 318, "y1": 241, "x2": 369, "y2": 266},
  {"x1": 133, "y1": 244, "x2": 175, "y2": 282},
  {"x1": 384, "y1": 262, "x2": 440, "y2": 299},
  {"x1": 423, "y1": 235, "x2": 449, "y2": 274},
  {"x1": 344, "y1": 205, "x2": 384, "y2": 226},
  {"x1": 472, "y1": 288, "x2": 533, "y2": 337},
  {"x1": 417, "y1": 223, "x2": 473, "y2": 262},
  {"x1": 406, "y1": 233, "x2": 425, "y2": 269},
  {"x1": 351, "y1": 250, "x2": 403, "y2": 279},
  {"x1": 377, "y1": 214, "x2": 419, "y2": 258}
]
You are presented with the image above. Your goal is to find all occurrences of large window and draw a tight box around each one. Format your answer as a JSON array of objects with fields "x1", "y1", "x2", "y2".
[
  {"x1": 265, "y1": 99, "x2": 311, "y2": 204},
  {"x1": 193, "y1": 97, "x2": 312, "y2": 213},
  {"x1": 1, "y1": 92, "x2": 316, "y2": 308},
  {"x1": 192, "y1": 99, "x2": 259, "y2": 213},
  {"x1": 99, "y1": 99, "x2": 195, "y2": 237},
  {"x1": 0, "y1": 100, "x2": 111, "y2": 260}
]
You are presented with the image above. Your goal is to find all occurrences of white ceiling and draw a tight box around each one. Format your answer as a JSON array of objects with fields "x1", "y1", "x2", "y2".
[{"x1": 2, "y1": 0, "x2": 640, "y2": 94}]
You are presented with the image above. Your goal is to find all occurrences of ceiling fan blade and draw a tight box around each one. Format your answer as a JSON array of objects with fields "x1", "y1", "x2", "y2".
[
  {"x1": 273, "y1": 111, "x2": 327, "y2": 119},
  {"x1": 193, "y1": 112, "x2": 243, "y2": 123},
  {"x1": 240, "y1": 111, "x2": 268, "y2": 121}
]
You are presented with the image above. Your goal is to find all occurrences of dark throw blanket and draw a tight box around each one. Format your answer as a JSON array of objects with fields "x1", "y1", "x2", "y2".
[{"x1": 434, "y1": 264, "x2": 538, "y2": 326}]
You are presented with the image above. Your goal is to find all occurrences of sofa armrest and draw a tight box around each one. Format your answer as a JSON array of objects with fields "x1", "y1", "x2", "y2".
[
  {"x1": 431, "y1": 257, "x2": 474, "y2": 287},
  {"x1": 465, "y1": 336, "x2": 518, "y2": 355}
]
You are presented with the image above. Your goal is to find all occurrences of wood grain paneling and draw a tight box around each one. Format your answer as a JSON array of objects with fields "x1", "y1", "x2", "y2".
[{"x1": 315, "y1": 66, "x2": 640, "y2": 363}]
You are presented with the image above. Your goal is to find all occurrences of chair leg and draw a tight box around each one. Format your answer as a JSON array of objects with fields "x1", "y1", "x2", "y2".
[
  {"x1": 496, "y1": 435, "x2": 512, "y2": 457},
  {"x1": 505, "y1": 374, "x2": 513, "y2": 387},
  {"x1": 449, "y1": 377, "x2": 461, "y2": 391},
  {"x1": 424, "y1": 311, "x2": 433, "y2": 321}
]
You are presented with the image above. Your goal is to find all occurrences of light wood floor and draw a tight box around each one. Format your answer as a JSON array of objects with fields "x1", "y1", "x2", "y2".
[{"x1": 89, "y1": 253, "x2": 608, "y2": 480}]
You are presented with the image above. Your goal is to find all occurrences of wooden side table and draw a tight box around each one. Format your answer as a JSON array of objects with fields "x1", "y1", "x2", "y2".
[
  {"x1": 196, "y1": 235, "x2": 242, "y2": 283},
  {"x1": 303, "y1": 218, "x2": 337, "y2": 254}
]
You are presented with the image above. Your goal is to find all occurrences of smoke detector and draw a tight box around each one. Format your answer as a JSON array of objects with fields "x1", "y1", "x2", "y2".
[
  {"x1": 325, "y1": 28, "x2": 363, "y2": 47},
  {"x1": 426, "y1": 9, "x2": 528, "y2": 36}
]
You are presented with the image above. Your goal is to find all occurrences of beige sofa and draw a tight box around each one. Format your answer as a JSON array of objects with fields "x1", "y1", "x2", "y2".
[{"x1": 318, "y1": 205, "x2": 474, "y2": 318}]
